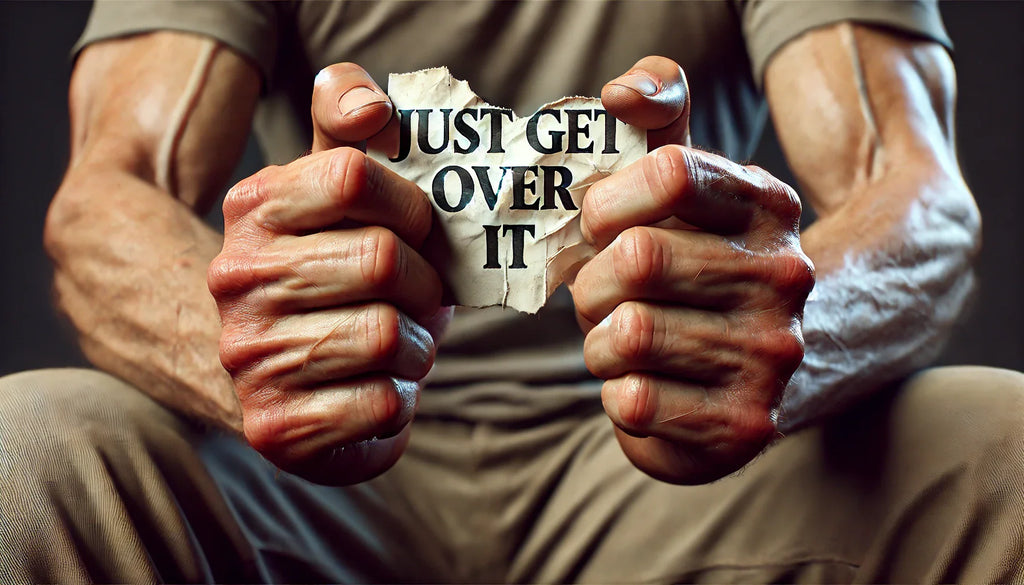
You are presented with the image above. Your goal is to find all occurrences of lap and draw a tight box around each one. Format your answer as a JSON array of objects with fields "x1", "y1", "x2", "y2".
[
  {"x1": 1, "y1": 365, "x2": 1022, "y2": 583},
  {"x1": 515, "y1": 365, "x2": 1024, "y2": 583}
]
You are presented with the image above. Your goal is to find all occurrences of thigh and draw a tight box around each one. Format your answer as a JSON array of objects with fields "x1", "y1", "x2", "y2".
[
  {"x1": 0, "y1": 369, "x2": 451, "y2": 584},
  {"x1": 198, "y1": 417, "x2": 475, "y2": 583},
  {"x1": 0, "y1": 368, "x2": 258, "y2": 583},
  {"x1": 507, "y1": 366, "x2": 1024, "y2": 583}
]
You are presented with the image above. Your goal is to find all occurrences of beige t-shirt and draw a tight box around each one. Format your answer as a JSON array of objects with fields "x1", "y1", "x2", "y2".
[{"x1": 76, "y1": 1, "x2": 951, "y2": 421}]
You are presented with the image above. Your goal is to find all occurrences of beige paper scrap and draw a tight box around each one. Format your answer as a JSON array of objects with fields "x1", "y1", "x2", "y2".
[{"x1": 371, "y1": 67, "x2": 645, "y2": 313}]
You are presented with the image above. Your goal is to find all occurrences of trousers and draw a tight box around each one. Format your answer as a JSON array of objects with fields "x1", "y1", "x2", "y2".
[{"x1": 1, "y1": 366, "x2": 1023, "y2": 583}]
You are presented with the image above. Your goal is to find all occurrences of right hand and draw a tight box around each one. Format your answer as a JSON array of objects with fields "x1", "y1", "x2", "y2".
[{"x1": 209, "y1": 63, "x2": 449, "y2": 485}]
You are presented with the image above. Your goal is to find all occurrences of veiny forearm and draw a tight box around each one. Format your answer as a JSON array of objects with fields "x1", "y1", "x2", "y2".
[
  {"x1": 45, "y1": 164, "x2": 242, "y2": 432},
  {"x1": 778, "y1": 169, "x2": 979, "y2": 431}
]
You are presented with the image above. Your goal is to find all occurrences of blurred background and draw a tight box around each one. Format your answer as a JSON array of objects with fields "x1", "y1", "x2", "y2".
[{"x1": 1, "y1": 1, "x2": 1021, "y2": 377}]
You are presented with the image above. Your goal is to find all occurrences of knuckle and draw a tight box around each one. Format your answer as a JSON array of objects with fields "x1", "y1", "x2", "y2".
[
  {"x1": 609, "y1": 373, "x2": 657, "y2": 430},
  {"x1": 362, "y1": 303, "x2": 403, "y2": 363},
  {"x1": 580, "y1": 181, "x2": 615, "y2": 244},
  {"x1": 724, "y1": 405, "x2": 777, "y2": 451},
  {"x1": 358, "y1": 227, "x2": 404, "y2": 290},
  {"x1": 242, "y1": 414, "x2": 275, "y2": 455},
  {"x1": 207, "y1": 252, "x2": 255, "y2": 299},
  {"x1": 648, "y1": 145, "x2": 690, "y2": 208},
  {"x1": 223, "y1": 167, "x2": 276, "y2": 223},
  {"x1": 359, "y1": 377, "x2": 416, "y2": 435},
  {"x1": 218, "y1": 326, "x2": 264, "y2": 376},
  {"x1": 324, "y1": 147, "x2": 369, "y2": 208},
  {"x1": 241, "y1": 402, "x2": 292, "y2": 457},
  {"x1": 767, "y1": 251, "x2": 816, "y2": 300},
  {"x1": 612, "y1": 226, "x2": 666, "y2": 290},
  {"x1": 754, "y1": 326, "x2": 806, "y2": 377},
  {"x1": 610, "y1": 302, "x2": 660, "y2": 363},
  {"x1": 747, "y1": 165, "x2": 801, "y2": 224}
]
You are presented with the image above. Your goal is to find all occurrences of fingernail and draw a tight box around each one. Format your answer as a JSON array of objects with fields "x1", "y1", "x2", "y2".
[
  {"x1": 338, "y1": 86, "x2": 389, "y2": 118},
  {"x1": 610, "y1": 73, "x2": 659, "y2": 96}
]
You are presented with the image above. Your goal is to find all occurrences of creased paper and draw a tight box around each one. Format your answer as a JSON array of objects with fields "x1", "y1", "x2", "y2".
[{"x1": 370, "y1": 67, "x2": 645, "y2": 313}]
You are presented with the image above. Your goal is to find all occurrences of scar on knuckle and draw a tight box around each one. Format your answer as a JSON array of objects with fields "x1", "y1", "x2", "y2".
[
  {"x1": 611, "y1": 302, "x2": 660, "y2": 363},
  {"x1": 612, "y1": 227, "x2": 666, "y2": 290}
]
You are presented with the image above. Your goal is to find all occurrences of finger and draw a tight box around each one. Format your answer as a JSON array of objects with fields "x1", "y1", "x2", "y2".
[
  {"x1": 601, "y1": 374, "x2": 776, "y2": 476},
  {"x1": 580, "y1": 145, "x2": 801, "y2": 247},
  {"x1": 601, "y1": 56, "x2": 690, "y2": 149},
  {"x1": 601, "y1": 373, "x2": 712, "y2": 441},
  {"x1": 573, "y1": 226, "x2": 776, "y2": 327},
  {"x1": 312, "y1": 63, "x2": 393, "y2": 152},
  {"x1": 224, "y1": 148, "x2": 432, "y2": 247},
  {"x1": 209, "y1": 227, "x2": 443, "y2": 320},
  {"x1": 227, "y1": 304, "x2": 435, "y2": 389},
  {"x1": 243, "y1": 376, "x2": 417, "y2": 484},
  {"x1": 583, "y1": 302, "x2": 742, "y2": 384}
]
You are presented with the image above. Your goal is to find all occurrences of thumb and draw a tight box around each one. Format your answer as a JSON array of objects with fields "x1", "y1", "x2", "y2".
[
  {"x1": 311, "y1": 63, "x2": 393, "y2": 153},
  {"x1": 601, "y1": 56, "x2": 690, "y2": 150}
]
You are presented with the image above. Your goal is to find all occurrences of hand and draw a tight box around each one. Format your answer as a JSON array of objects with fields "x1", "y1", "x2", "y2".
[
  {"x1": 572, "y1": 57, "x2": 815, "y2": 484},
  {"x1": 209, "y1": 63, "x2": 450, "y2": 485}
]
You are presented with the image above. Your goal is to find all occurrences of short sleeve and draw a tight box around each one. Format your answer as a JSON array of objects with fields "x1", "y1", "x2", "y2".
[
  {"x1": 72, "y1": 0, "x2": 279, "y2": 83},
  {"x1": 738, "y1": 0, "x2": 953, "y2": 87}
]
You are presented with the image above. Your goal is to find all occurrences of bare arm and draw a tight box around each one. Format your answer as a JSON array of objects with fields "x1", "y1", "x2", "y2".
[
  {"x1": 44, "y1": 32, "x2": 261, "y2": 431},
  {"x1": 764, "y1": 24, "x2": 979, "y2": 430}
]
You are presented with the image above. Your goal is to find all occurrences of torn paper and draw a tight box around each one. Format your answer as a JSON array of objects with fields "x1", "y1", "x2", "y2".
[{"x1": 369, "y1": 67, "x2": 645, "y2": 313}]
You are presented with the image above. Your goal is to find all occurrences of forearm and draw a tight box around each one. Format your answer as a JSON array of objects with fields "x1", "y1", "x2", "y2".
[
  {"x1": 779, "y1": 170, "x2": 979, "y2": 431},
  {"x1": 45, "y1": 164, "x2": 241, "y2": 432}
]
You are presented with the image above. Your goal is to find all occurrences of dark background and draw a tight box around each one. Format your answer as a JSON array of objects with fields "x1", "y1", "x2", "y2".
[{"x1": 1, "y1": 1, "x2": 1021, "y2": 377}]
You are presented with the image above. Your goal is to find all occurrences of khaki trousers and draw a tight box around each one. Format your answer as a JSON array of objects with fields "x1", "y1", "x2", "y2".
[{"x1": 1, "y1": 366, "x2": 1023, "y2": 583}]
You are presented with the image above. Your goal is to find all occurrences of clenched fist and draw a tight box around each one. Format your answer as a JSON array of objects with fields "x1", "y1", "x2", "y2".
[
  {"x1": 209, "y1": 64, "x2": 450, "y2": 485},
  {"x1": 573, "y1": 57, "x2": 815, "y2": 484}
]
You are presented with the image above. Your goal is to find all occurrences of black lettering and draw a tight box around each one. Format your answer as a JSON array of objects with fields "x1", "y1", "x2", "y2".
[
  {"x1": 508, "y1": 166, "x2": 540, "y2": 210},
  {"x1": 390, "y1": 109, "x2": 415, "y2": 162},
  {"x1": 453, "y1": 109, "x2": 481, "y2": 154},
  {"x1": 593, "y1": 109, "x2": 620, "y2": 154},
  {"x1": 481, "y1": 108, "x2": 514, "y2": 153},
  {"x1": 472, "y1": 166, "x2": 506, "y2": 211},
  {"x1": 540, "y1": 166, "x2": 576, "y2": 210},
  {"x1": 416, "y1": 108, "x2": 453, "y2": 155},
  {"x1": 565, "y1": 109, "x2": 594, "y2": 154},
  {"x1": 483, "y1": 224, "x2": 502, "y2": 269},
  {"x1": 431, "y1": 165, "x2": 474, "y2": 212},
  {"x1": 503, "y1": 224, "x2": 535, "y2": 269},
  {"x1": 526, "y1": 109, "x2": 564, "y2": 154}
]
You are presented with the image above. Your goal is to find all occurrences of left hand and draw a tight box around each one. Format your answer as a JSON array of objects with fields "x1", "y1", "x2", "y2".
[{"x1": 572, "y1": 56, "x2": 815, "y2": 484}]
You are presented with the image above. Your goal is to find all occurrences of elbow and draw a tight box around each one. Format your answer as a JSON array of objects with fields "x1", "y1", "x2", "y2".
[
  {"x1": 43, "y1": 167, "x2": 103, "y2": 270},
  {"x1": 947, "y1": 179, "x2": 982, "y2": 263},
  {"x1": 43, "y1": 175, "x2": 86, "y2": 266}
]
